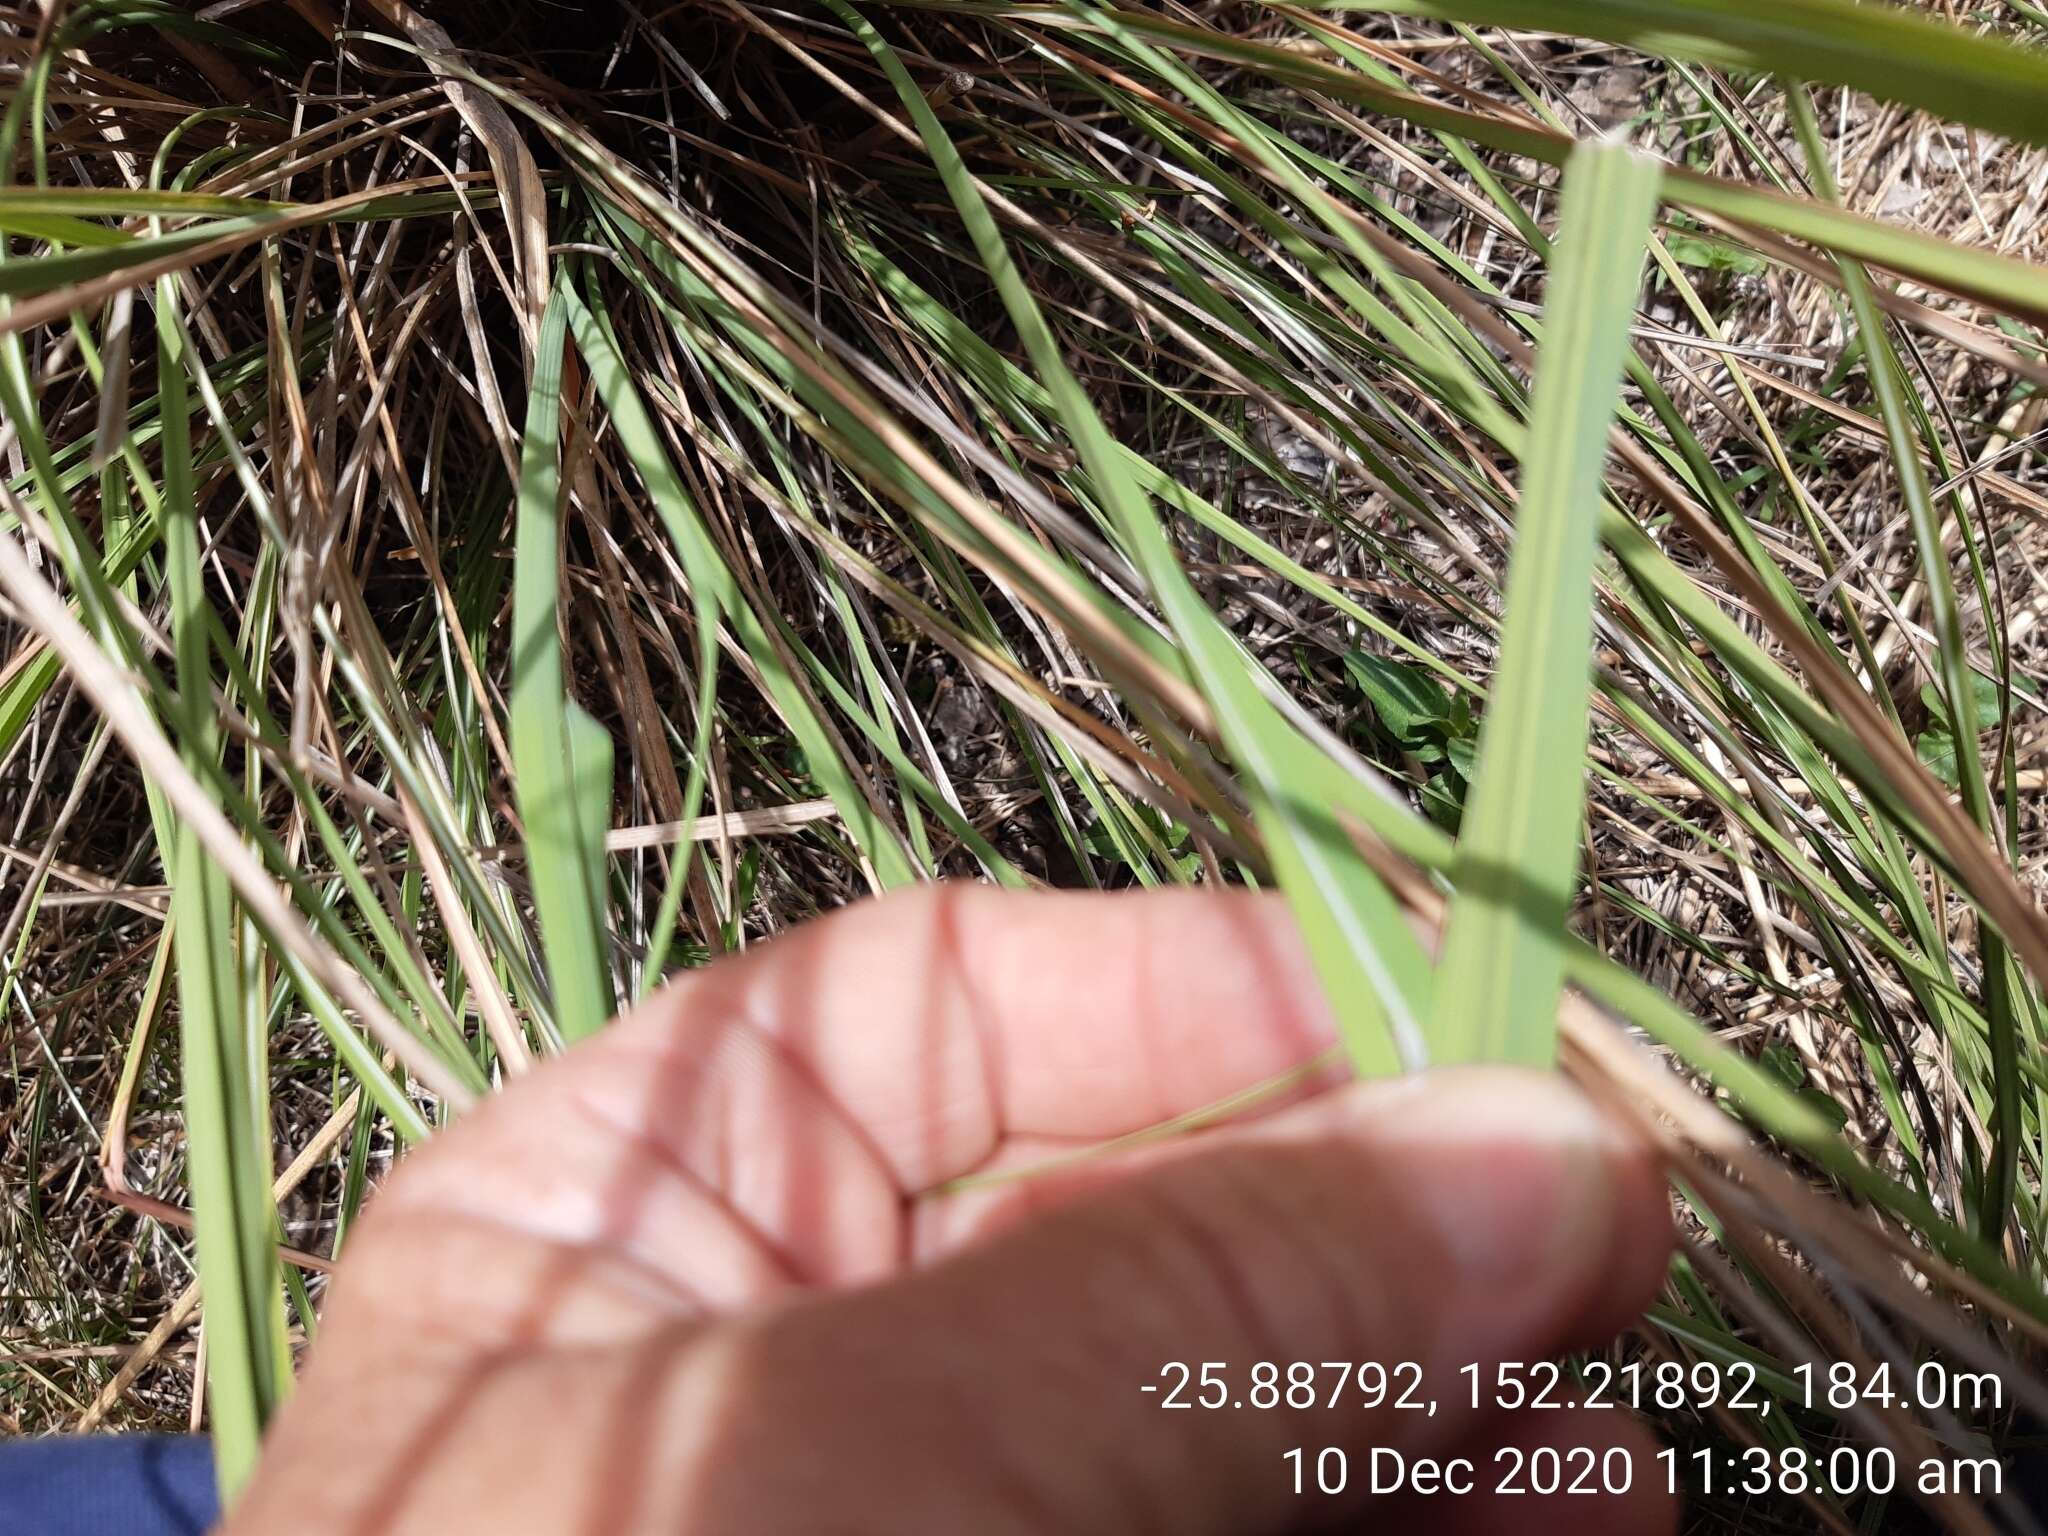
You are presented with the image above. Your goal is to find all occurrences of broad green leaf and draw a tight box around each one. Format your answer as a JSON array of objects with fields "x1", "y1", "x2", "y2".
[
  {"x1": 1345, "y1": 652, "x2": 1453, "y2": 743},
  {"x1": 1920, "y1": 676, "x2": 2005, "y2": 736},
  {"x1": 1916, "y1": 727, "x2": 1962, "y2": 790}
]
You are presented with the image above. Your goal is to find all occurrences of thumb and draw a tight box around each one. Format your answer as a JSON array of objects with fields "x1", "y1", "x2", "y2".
[{"x1": 651, "y1": 1067, "x2": 1673, "y2": 1535}]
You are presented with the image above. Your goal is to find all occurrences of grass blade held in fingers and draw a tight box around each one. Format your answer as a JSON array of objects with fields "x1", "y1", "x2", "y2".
[{"x1": 1430, "y1": 141, "x2": 1660, "y2": 1068}]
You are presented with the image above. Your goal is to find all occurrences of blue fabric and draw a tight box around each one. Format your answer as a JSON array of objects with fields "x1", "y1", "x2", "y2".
[{"x1": 0, "y1": 1435, "x2": 219, "y2": 1535}]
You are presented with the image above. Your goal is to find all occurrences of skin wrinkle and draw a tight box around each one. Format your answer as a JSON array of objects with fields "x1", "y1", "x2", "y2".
[
  {"x1": 906, "y1": 1332, "x2": 1080, "y2": 1536},
  {"x1": 913, "y1": 1138, "x2": 1458, "y2": 1523},
  {"x1": 913, "y1": 905, "x2": 958, "y2": 1211},
  {"x1": 634, "y1": 1322, "x2": 745, "y2": 1529},
  {"x1": 935, "y1": 887, "x2": 1012, "y2": 1193},
  {"x1": 404, "y1": 1143, "x2": 763, "y2": 1304},
  {"x1": 738, "y1": 888, "x2": 1332, "y2": 1172},
  {"x1": 685, "y1": 1017, "x2": 742, "y2": 1227},
  {"x1": 943, "y1": 1276, "x2": 1176, "y2": 1536},
  {"x1": 560, "y1": 1085, "x2": 807, "y2": 1290},
  {"x1": 316, "y1": 1235, "x2": 706, "y2": 1535},
  {"x1": 710, "y1": 1007, "x2": 898, "y2": 1269},
  {"x1": 1133, "y1": 894, "x2": 1172, "y2": 1128},
  {"x1": 1039, "y1": 1184, "x2": 1276, "y2": 1531},
  {"x1": 669, "y1": 1297, "x2": 1075, "y2": 1536},
  {"x1": 1216, "y1": 1144, "x2": 1392, "y2": 1371},
  {"x1": 563, "y1": 1013, "x2": 883, "y2": 1272},
  {"x1": 623, "y1": 975, "x2": 911, "y2": 1276},
  {"x1": 363, "y1": 1016, "x2": 812, "y2": 1338},
  {"x1": 714, "y1": 1005, "x2": 921, "y2": 1276},
  {"x1": 371, "y1": 1200, "x2": 719, "y2": 1331},
  {"x1": 1000, "y1": 1220, "x2": 1201, "y2": 1535},
  {"x1": 1033, "y1": 1136, "x2": 1487, "y2": 1519},
  {"x1": 1133, "y1": 1165, "x2": 1299, "y2": 1383},
  {"x1": 1122, "y1": 893, "x2": 1327, "y2": 1131},
  {"x1": 982, "y1": 1276, "x2": 1194, "y2": 1536},
  {"x1": 1530, "y1": 1132, "x2": 1631, "y2": 1348},
  {"x1": 332, "y1": 1365, "x2": 494, "y2": 1535},
  {"x1": 1107, "y1": 1148, "x2": 1417, "y2": 1532},
  {"x1": 577, "y1": 1323, "x2": 681, "y2": 1536},
  {"x1": 1333, "y1": 1173, "x2": 1433, "y2": 1372},
  {"x1": 732, "y1": 905, "x2": 998, "y2": 1195}
]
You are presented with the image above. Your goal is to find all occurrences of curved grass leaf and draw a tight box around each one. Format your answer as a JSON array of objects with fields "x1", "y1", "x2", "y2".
[{"x1": 1341, "y1": 0, "x2": 2048, "y2": 150}]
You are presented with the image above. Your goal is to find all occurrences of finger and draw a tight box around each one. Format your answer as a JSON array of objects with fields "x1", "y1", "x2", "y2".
[
  {"x1": 628, "y1": 1068, "x2": 1673, "y2": 1536},
  {"x1": 382, "y1": 886, "x2": 1341, "y2": 1293},
  {"x1": 617, "y1": 882, "x2": 1341, "y2": 1191},
  {"x1": 912, "y1": 1067, "x2": 1668, "y2": 1307},
  {"x1": 1373, "y1": 1406, "x2": 1676, "y2": 1536}
]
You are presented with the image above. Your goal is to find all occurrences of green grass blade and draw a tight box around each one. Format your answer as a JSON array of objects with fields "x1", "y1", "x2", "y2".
[
  {"x1": 156, "y1": 286, "x2": 288, "y2": 1495},
  {"x1": 510, "y1": 281, "x2": 617, "y2": 1044},
  {"x1": 0, "y1": 186, "x2": 293, "y2": 217},
  {"x1": 1430, "y1": 141, "x2": 1660, "y2": 1067},
  {"x1": 1784, "y1": 87, "x2": 2030, "y2": 1241},
  {"x1": 985, "y1": 8, "x2": 2048, "y2": 323},
  {"x1": 1341, "y1": 0, "x2": 2048, "y2": 151},
  {"x1": 0, "y1": 211, "x2": 131, "y2": 247},
  {"x1": 0, "y1": 217, "x2": 283, "y2": 297}
]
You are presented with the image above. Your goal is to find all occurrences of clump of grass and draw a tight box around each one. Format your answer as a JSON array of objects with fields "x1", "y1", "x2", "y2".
[{"x1": 4, "y1": 0, "x2": 2048, "y2": 1526}]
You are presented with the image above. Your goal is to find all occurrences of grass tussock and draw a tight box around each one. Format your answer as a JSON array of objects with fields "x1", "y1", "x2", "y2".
[{"x1": 5, "y1": 0, "x2": 2048, "y2": 1526}]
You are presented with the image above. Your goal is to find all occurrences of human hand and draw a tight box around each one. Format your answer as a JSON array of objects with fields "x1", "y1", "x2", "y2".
[{"x1": 225, "y1": 886, "x2": 1675, "y2": 1535}]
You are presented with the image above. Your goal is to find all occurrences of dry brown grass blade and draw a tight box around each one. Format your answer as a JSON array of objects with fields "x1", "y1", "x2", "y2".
[
  {"x1": 1684, "y1": 207, "x2": 2048, "y2": 389},
  {"x1": 353, "y1": 0, "x2": 550, "y2": 348},
  {"x1": 92, "y1": 1189, "x2": 332, "y2": 1274},
  {"x1": 1743, "y1": 368, "x2": 2048, "y2": 522},
  {"x1": 555, "y1": 122, "x2": 1215, "y2": 734},
  {"x1": 1676, "y1": 1226, "x2": 1998, "y2": 1536},
  {"x1": 600, "y1": 800, "x2": 843, "y2": 850},
  {"x1": 1356, "y1": 832, "x2": 2048, "y2": 1376},
  {"x1": 5, "y1": 5, "x2": 2043, "y2": 1510},
  {"x1": 97, "y1": 922, "x2": 174, "y2": 1209},
  {"x1": 993, "y1": 71, "x2": 2048, "y2": 995}
]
